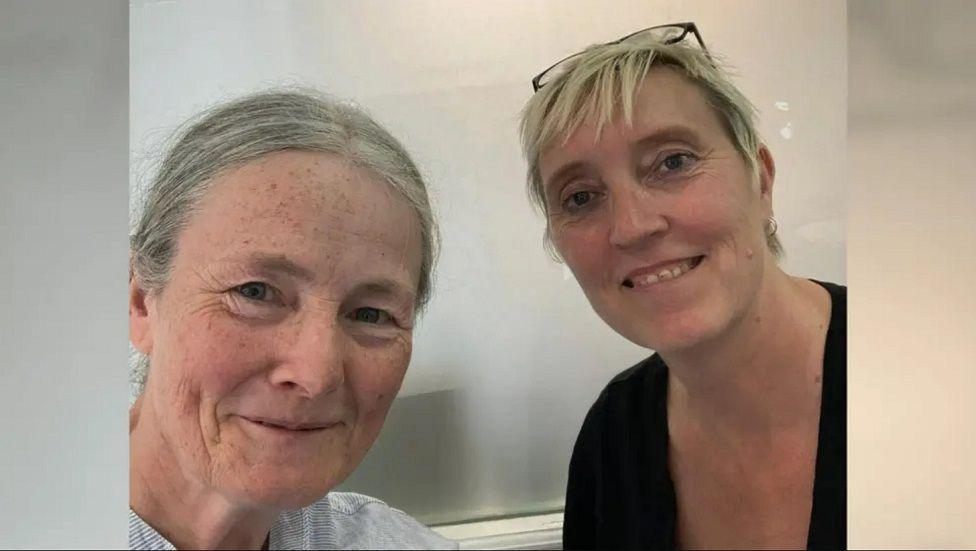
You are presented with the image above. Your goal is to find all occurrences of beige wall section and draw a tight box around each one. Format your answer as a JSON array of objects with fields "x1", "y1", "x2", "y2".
[
  {"x1": 131, "y1": 0, "x2": 846, "y2": 525},
  {"x1": 848, "y1": 1, "x2": 976, "y2": 548}
]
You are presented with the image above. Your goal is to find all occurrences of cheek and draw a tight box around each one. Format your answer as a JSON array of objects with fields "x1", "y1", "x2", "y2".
[
  {"x1": 349, "y1": 339, "x2": 412, "y2": 423},
  {"x1": 676, "y1": 184, "x2": 758, "y2": 250},
  {"x1": 552, "y1": 222, "x2": 608, "y2": 279},
  {"x1": 681, "y1": 204, "x2": 737, "y2": 245},
  {"x1": 156, "y1": 305, "x2": 275, "y2": 410}
]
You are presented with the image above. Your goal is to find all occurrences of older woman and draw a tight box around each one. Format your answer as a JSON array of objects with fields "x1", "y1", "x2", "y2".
[
  {"x1": 128, "y1": 90, "x2": 454, "y2": 550},
  {"x1": 519, "y1": 23, "x2": 845, "y2": 550}
]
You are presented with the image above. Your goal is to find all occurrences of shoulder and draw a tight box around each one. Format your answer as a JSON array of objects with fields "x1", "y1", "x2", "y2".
[
  {"x1": 275, "y1": 492, "x2": 457, "y2": 550},
  {"x1": 812, "y1": 279, "x2": 846, "y2": 328},
  {"x1": 594, "y1": 354, "x2": 665, "y2": 412},
  {"x1": 810, "y1": 278, "x2": 846, "y2": 377},
  {"x1": 129, "y1": 509, "x2": 176, "y2": 550},
  {"x1": 812, "y1": 279, "x2": 846, "y2": 297},
  {"x1": 578, "y1": 354, "x2": 665, "y2": 439}
]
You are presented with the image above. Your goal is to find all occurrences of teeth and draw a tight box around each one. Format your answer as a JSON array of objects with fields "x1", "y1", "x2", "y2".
[{"x1": 628, "y1": 258, "x2": 699, "y2": 289}]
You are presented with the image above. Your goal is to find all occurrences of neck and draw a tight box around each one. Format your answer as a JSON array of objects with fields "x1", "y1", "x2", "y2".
[
  {"x1": 662, "y1": 266, "x2": 830, "y2": 435},
  {"x1": 129, "y1": 395, "x2": 278, "y2": 550}
]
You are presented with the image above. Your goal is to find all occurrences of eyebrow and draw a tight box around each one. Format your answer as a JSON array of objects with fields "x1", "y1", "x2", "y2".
[
  {"x1": 632, "y1": 124, "x2": 705, "y2": 152},
  {"x1": 232, "y1": 252, "x2": 317, "y2": 282},
  {"x1": 351, "y1": 278, "x2": 416, "y2": 304}
]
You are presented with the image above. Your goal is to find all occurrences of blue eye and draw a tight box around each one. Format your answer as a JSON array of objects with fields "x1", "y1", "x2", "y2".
[
  {"x1": 351, "y1": 307, "x2": 391, "y2": 324},
  {"x1": 236, "y1": 282, "x2": 270, "y2": 301},
  {"x1": 660, "y1": 153, "x2": 696, "y2": 173}
]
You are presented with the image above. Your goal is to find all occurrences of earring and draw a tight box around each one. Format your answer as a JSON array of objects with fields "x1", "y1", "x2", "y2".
[{"x1": 766, "y1": 217, "x2": 778, "y2": 236}]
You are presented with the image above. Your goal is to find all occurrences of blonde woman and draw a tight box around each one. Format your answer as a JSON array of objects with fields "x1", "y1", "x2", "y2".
[{"x1": 519, "y1": 23, "x2": 845, "y2": 550}]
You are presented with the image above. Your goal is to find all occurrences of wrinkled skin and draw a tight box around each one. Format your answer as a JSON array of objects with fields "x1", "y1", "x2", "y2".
[{"x1": 130, "y1": 150, "x2": 422, "y2": 549}]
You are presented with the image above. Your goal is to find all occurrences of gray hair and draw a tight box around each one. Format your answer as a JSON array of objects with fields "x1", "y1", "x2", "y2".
[
  {"x1": 519, "y1": 34, "x2": 783, "y2": 259},
  {"x1": 130, "y1": 88, "x2": 438, "y2": 395}
]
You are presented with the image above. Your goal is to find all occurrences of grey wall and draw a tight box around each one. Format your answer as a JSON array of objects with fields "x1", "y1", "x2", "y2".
[{"x1": 0, "y1": 1, "x2": 129, "y2": 547}]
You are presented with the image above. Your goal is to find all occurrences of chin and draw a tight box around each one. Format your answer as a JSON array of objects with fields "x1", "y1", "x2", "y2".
[
  {"x1": 624, "y1": 323, "x2": 714, "y2": 354},
  {"x1": 610, "y1": 302, "x2": 732, "y2": 354},
  {"x1": 225, "y1": 463, "x2": 346, "y2": 510}
]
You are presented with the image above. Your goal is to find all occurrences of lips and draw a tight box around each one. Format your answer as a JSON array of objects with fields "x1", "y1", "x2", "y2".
[
  {"x1": 622, "y1": 255, "x2": 705, "y2": 289},
  {"x1": 240, "y1": 415, "x2": 340, "y2": 432}
]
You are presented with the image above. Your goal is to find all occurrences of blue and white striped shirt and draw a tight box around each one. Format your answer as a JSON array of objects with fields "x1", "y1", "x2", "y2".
[{"x1": 129, "y1": 492, "x2": 457, "y2": 550}]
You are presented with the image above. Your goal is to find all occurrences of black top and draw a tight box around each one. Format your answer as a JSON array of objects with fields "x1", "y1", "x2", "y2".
[{"x1": 563, "y1": 281, "x2": 846, "y2": 550}]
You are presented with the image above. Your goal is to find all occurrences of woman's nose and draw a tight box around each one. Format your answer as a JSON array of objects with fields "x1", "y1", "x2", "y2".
[
  {"x1": 607, "y1": 185, "x2": 669, "y2": 251},
  {"x1": 268, "y1": 316, "x2": 346, "y2": 398}
]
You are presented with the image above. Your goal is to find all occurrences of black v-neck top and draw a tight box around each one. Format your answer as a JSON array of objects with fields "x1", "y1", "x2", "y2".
[{"x1": 563, "y1": 281, "x2": 846, "y2": 550}]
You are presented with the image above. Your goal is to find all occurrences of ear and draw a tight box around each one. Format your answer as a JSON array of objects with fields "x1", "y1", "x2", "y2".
[
  {"x1": 756, "y1": 144, "x2": 776, "y2": 214},
  {"x1": 129, "y1": 275, "x2": 155, "y2": 356}
]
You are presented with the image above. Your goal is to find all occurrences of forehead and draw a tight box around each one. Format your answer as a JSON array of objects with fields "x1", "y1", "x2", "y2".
[
  {"x1": 630, "y1": 65, "x2": 718, "y2": 123},
  {"x1": 177, "y1": 150, "x2": 422, "y2": 284},
  {"x1": 540, "y1": 66, "x2": 728, "y2": 174}
]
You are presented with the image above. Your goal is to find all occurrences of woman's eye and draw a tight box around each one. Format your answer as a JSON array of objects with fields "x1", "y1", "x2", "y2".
[
  {"x1": 562, "y1": 190, "x2": 595, "y2": 211},
  {"x1": 350, "y1": 307, "x2": 392, "y2": 325},
  {"x1": 235, "y1": 282, "x2": 271, "y2": 301},
  {"x1": 659, "y1": 153, "x2": 696, "y2": 173},
  {"x1": 570, "y1": 191, "x2": 591, "y2": 206}
]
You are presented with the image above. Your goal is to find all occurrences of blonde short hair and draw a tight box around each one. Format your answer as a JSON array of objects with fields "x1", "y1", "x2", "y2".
[{"x1": 518, "y1": 34, "x2": 783, "y2": 258}]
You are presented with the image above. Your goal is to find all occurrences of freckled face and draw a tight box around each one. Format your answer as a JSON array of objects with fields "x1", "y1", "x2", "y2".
[
  {"x1": 538, "y1": 66, "x2": 773, "y2": 352},
  {"x1": 141, "y1": 151, "x2": 422, "y2": 508}
]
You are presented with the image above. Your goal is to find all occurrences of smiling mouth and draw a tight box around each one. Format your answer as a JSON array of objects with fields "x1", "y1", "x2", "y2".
[
  {"x1": 622, "y1": 255, "x2": 705, "y2": 289},
  {"x1": 242, "y1": 416, "x2": 340, "y2": 432}
]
